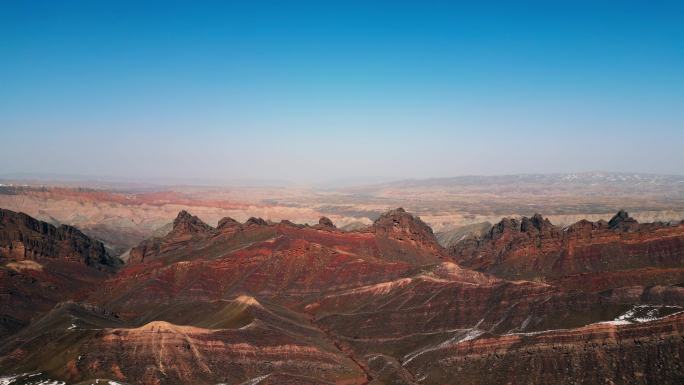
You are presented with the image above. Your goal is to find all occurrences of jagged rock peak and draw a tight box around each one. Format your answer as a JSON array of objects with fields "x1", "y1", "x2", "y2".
[
  {"x1": 279, "y1": 219, "x2": 303, "y2": 228},
  {"x1": 172, "y1": 210, "x2": 213, "y2": 233},
  {"x1": 608, "y1": 210, "x2": 638, "y2": 229},
  {"x1": 489, "y1": 217, "x2": 520, "y2": 237},
  {"x1": 318, "y1": 216, "x2": 335, "y2": 228},
  {"x1": 245, "y1": 217, "x2": 268, "y2": 226},
  {"x1": 373, "y1": 208, "x2": 437, "y2": 245},
  {"x1": 487, "y1": 214, "x2": 556, "y2": 238},
  {"x1": 521, "y1": 213, "x2": 554, "y2": 232},
  {"x1": 217, "y1": 216, "x2": 240, "y2": 230}
]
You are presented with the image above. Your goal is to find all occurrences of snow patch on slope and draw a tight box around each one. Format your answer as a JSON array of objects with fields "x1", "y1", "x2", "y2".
[
  {"x1": 0, "y1": 373, "x2": 68, "y2": 385},
  {"x1": 326, "y1": 278, "x2": 413, "y2": 298},
  {"x1": 403, "y1": 320, "x2": 486, "y2": 366},
  {"x1": 615, "y1": 305, "x2": 682, "y2": 323},
  {"x1": 236, "y1": 374, "x2": 271, "y2": 385}
]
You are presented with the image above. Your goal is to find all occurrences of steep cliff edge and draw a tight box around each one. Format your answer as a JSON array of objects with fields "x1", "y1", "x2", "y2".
[{"x1": 0, "y1": 208, "x2": 120, "y2": 339}]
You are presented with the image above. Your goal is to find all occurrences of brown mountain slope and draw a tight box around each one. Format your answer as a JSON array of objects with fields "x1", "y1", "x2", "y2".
[{"x1": 0, "y1": 297, "x2": 366, "y2": 385}]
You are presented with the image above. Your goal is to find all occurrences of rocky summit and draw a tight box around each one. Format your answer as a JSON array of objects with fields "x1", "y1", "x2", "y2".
[{"x1": 1, "y1": 208, "x2": 684, "y2": 385}]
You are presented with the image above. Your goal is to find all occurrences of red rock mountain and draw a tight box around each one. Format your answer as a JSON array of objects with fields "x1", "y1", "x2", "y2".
[
  {"x1": 0, "y1": 208, "x2": 116, "y2": 267},
  {"x1": 372, "y1": 207, "x2": 440, "y2": 249},
  {"x1": 0, "y1": 208, "x2": 120, "y2": 339},
  {"x1": 449, "y1": 210, "x2": 684, "y2": 287},
  {"x1": 1, "y1": 208, "x2": 683, "y2": 385}
]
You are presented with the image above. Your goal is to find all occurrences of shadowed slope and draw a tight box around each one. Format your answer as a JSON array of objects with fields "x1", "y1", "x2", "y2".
[
  {"x1": 0, "y1": 208, "x2": 120, "y2": 339},
  {"x1": 0, "y1": 295, "x2": 367, "y2": 385}
]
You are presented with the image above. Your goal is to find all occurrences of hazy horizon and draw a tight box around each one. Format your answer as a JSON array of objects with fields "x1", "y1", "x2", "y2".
[
  {"x1": 2, "y1": 1, "x2": 683, "y2": 182},
  {"x1": 2, "y1": 170, "x2": 684, "y2": 190}
]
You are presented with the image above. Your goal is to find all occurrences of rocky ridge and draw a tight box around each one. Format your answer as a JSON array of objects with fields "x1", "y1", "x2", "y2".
[{"x1": 449, "y1": 210, "x2": 684, "y2": 283}]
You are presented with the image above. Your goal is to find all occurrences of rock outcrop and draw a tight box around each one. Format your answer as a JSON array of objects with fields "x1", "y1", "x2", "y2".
[
  {"x1": 316, "y1": 216, "x2": 336, "y2": 229},
  {"x1": 371, "y1": 208, "x2": 446, "y2": 263},
  {"x1": 217, "y1": 216, "x2": 240, "y2": 230},
  {"x1": 172, "y1": 210, "x2": 215, "y2": 234},
  {"x1": 608, "y1": 209, "x2": 639, "y2": 230},
  {"x1": 372, "y1": 208, "x2": 438, "y2": 246},
  {"x1": 129, "y1": 210, "x2": 217, "y2": 263},
  {"x1": 245, "y1": 217, "x2": 269, "y2": 227}
]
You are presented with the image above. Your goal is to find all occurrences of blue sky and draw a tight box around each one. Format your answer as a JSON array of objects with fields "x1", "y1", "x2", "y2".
[{"x1": 1, "y1": 1, "x2": 683, "y2": 183}]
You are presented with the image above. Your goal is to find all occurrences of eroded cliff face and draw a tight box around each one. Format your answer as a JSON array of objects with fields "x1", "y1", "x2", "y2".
[
  {"x1": 1, "y1": 208, "x2": 684, "y2": 385},
  {"x1": 0, "y1": 208, "x2": 117, "y2": 267},
  {"x1": 0, "y1": 209, "x2": 120, "y2": 339}
]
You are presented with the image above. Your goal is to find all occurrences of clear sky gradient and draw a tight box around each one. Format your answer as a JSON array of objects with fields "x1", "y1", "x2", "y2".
[{"x1": 1, "y1": 1, "x2": 683, "y2": 184}]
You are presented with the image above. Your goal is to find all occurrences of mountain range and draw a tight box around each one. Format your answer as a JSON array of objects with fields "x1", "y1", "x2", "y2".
[
  {"x1": 1, "y1": 206, "x2": 683, "y2": 384},
  {"x1": 2, "y1": 172, "x2": 684, "y2": 259}
]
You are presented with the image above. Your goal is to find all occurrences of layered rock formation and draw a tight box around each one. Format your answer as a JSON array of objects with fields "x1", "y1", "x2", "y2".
[
  {"x1": 0, "y1": 208, "x2": 116, "y2": 267},
  {"x1": 0, "y1": 298, "x2": 366, "y2": 385},
  {"x1": 404, "y1": 312, "x2": 684, "y2": 385},
  {"x1": 449, "y1": 210, "x2": 684, "y2": 285},
  {"x1": 1, "y1": 208, "x2": 683, "y2": 385},
  {"x1": 0, "y1": 208, "x2": 120, "y2": 339}
]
